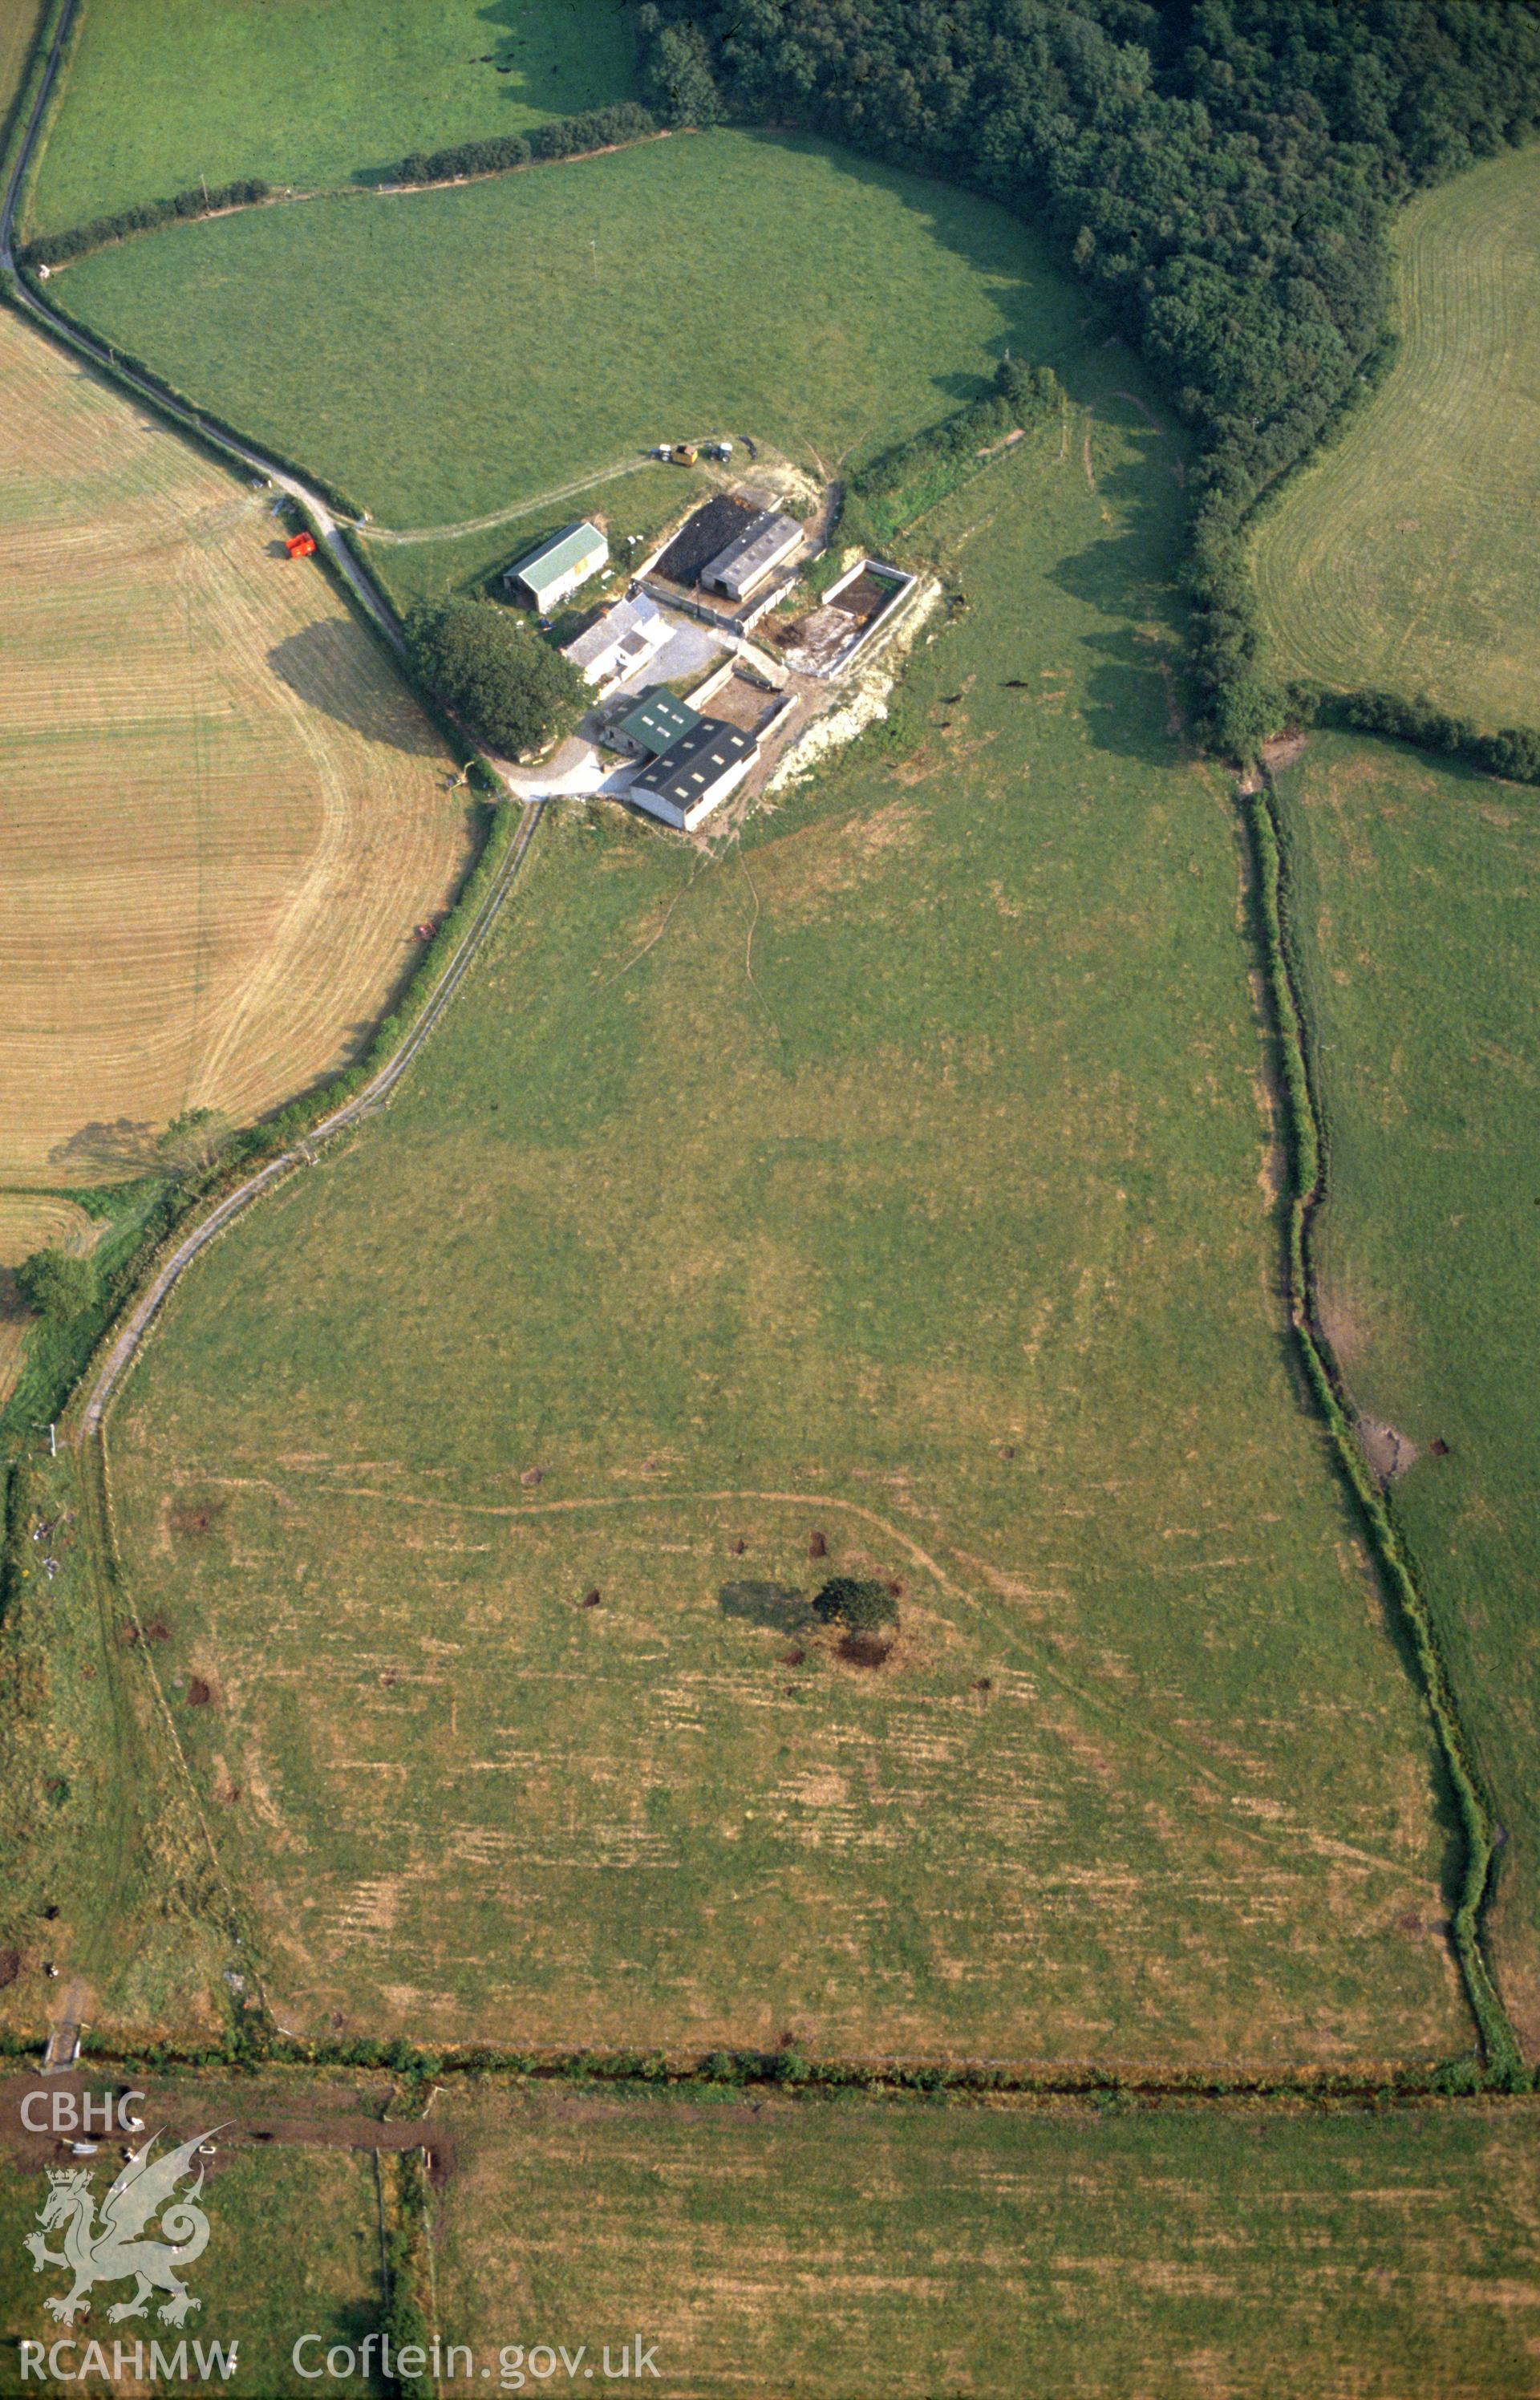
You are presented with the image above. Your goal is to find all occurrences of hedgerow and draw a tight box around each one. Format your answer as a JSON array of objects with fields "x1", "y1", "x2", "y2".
[
  {"x1": 385, "y1": 103, "x2": 655, "y2": 187},
  {"x1": 841, "y1": 355, "x2": 1063, "y2": 547},
  {"x1": 1289, "y1": 683, "x2": 1540, "y2": 789},
  {"x1": 21, "y1": 178, "x2": 270, "y2": 267},
  {"x1": 1246, "y1": 782, "x2": 1524, "y2": 2082}
]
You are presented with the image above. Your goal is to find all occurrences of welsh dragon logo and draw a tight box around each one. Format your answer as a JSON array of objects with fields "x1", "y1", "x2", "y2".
[{"x1": 25, "y1": 2126, "x2": 222, "y2": 2327}]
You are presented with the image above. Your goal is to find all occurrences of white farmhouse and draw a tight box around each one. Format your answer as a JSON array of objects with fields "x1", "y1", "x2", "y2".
[{"x1": 562, "y1": 592, "x2": 671, "y2": 689}]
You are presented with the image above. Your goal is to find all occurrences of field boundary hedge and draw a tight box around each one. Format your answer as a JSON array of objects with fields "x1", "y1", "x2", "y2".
[
  {"x1": 1287, "y1": 684, "x2": 1540, "y2": 790},
  {"x1": 379, "y1": 101, "x2": 657, "y2": 187},
  {"x1": 1, "y1": 0, "x2": 72, "y2": 245},
  {"x1": 1245, "y1": 776, "x2": 1524, "y2": 2086},
  {"x1": 20, "y1": 175, "x2": 270, "y2": 268},
  {"x1": 0, "y1": 1182, "x2": 178, "y2": 1445},
  {"x1": 53, "y1": 2021, "x2": 1520, "y2": 2103},
  {"x1": 838, "y1": 357, "x2": 1064, "y2": 553},
  {"x1": 18, "y1": 102, "x2": 666, "y2": 275},
  {"x1": 0, "y1": 0, "x2": 66, "y2": 197}
]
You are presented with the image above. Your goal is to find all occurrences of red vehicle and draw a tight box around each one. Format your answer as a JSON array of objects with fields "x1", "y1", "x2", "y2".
[{"x1": 286, "y1": 531, "x2": 317, "y2": 559}]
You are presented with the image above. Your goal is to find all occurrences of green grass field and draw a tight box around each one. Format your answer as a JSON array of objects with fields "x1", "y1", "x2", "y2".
[
  {"x1": 1276, "y1": 730, "x2": 1540, "y2": 2055},
  {"x1": 0, "y1": 1, "x2": 39, "y2": 131},
  {"x1": 0, "y1": 2129, "x2": 384, "y2": 2397},
  {"x1": 95, "y1": 354, "x2": 1472, "y2": 2072},
  {"x1": 0, "y1": 1439, "x2": 240, "y2": 2048},
  {"x1": 26, "y1": 0, "x2": 635, "y2": 234},
  {"x1": 55, "y1": 129, "x2": 1082, "y2": 528},
  {"x1": 1252, "y1": 144, "x2": 1540, "y2": 732},
  {"x1": 431, "y1": 2085, "x2": 1540, "y2": 2398}
]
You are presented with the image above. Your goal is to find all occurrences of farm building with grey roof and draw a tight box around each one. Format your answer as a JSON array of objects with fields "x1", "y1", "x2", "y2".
[
  {"x1": 630, "y1": 717, "x2": 756, "y2": 831},
  {"x1": 701, "y1": 509, "x2": 803, "y2": 600}
]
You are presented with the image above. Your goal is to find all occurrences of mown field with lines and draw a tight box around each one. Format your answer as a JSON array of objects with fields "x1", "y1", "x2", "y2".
[
  {"x1": 1252, "y1": 144, "x2": 1540, "y2": 731},
  {"x1": 0, "y1": 310, "x2": 474, "y2": 1189},
  {"x1": 432, "y1": 2084, "x2": 1540, "y2": 2399}
]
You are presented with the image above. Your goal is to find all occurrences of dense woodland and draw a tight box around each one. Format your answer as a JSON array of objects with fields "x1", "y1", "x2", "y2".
[{"x1": 636, "y1": 0, "x2": 1540, "y2": 758}]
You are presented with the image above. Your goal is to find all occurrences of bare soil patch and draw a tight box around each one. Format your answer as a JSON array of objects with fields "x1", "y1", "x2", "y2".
[{"x1": 1356, "y1": 1415, "x2": 1420, "y2": 1485}]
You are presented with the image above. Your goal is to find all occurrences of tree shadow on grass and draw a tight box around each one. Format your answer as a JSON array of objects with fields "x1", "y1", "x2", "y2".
[
  {"x1": 1071, "y1": 625, "x2": 1189, "y2": 769},
  {"x1": 354, "y1": 0, "x2": 635, "y2": 182},
  {"x1": 718, "y1": 1580, "x2": 812, "y2": 1633},
  {"x1": 266, "y1": 627, "x2": 442, "y2": 756},
  {"x1": 700, "y1": 128, "x2": 1103, "y2": 421},
  {"x1": 1045, "y1": 402, "x2": 1196, "y2": 768}
]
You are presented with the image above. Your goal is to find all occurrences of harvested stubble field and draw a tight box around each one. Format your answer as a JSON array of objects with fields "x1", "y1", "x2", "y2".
[
  {"x1": 107, "y1": 373, "x2": 1469, "y2": 2069},
  {"x1": 0, "y1": 2123, "x2": 384, "y2": 2395},
  {"x1": 0, "y1": 313, "x2": 474, "y2": 1186},
  {"x1": 26, "y1": 0, "x2": 634, "y2": 233},
  {"x1": 1276, "y1": 731, "x2": 1540, "y2": 2057},
  {"x1": 54, "y1": 129, "x2": 1079, "y2": 529},
  {"x1": 431, "y1": 2085, "x2": 1540, "y2": 2398},
  {"x1": 1252, "y1": 144, "x2": 1540, "y2": 730}
]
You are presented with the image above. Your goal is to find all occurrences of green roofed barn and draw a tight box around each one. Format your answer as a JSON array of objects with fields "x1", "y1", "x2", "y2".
[
  {"x1": 504, "y1": 520, "x2": 607, "y2": 613},
  {"x1": 606, "y1": 686, "x2": 703, "y2": 760}
]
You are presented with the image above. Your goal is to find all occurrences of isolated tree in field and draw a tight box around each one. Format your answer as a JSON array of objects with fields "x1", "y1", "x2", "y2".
[
  {"x1": 156, "y1": 1105, "x2": 233, "y2": 1177},
  {"x1": 410, "y1": 602, "x2": 585, "y2": 756},
  {"x1": 812, "y1": 1575, "x2": 898, "y2": 1635},
  {"x1": 15, "y1": 1248, "x2": 95, "y2": 1323}
]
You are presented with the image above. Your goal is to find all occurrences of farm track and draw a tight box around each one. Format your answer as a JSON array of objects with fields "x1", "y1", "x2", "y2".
[{"x1": 79, "y1": 798, "x2": 545, "y2": 1438}]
